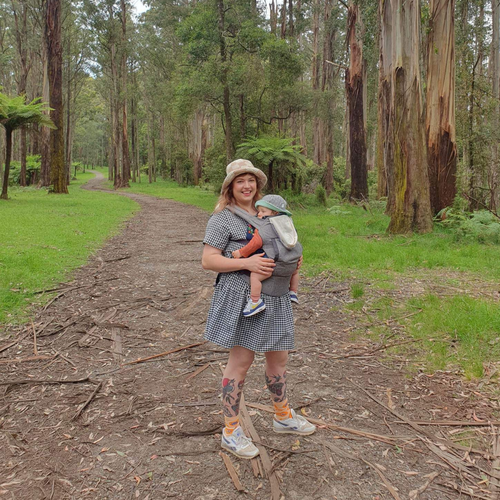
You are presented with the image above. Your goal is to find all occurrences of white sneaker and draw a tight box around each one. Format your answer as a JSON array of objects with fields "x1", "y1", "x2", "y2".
[
  {"x1": 273, "y1": 409, "x2": 316, "y2": 435},
  {"x1": 242, "y1": 297, "x2": 266, "y2": 317},
  {"x1": 221, "y1": 426, "x2": 260, "y2": 459},
  {"x1": 289, "y1": 291, "x2": 299, "y2": 304}
]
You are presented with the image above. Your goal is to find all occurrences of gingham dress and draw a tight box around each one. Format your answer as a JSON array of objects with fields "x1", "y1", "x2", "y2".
[{"x1": 203, "y1": 209, "x2": 294, "y2": 353}]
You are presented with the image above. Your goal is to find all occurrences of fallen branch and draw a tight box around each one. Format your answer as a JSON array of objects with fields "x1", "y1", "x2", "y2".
[
  {"x1": 104, "y1": 255, "x2": 131, "y2": 263},
  {"x1": 220, "y1": 452, "x2": 245, "y2": 492},
  {"x1": 409, "y1": 472, "x2": 440, "y2": 499},
  {"x1": 121, "y1": 341, "x2": 207, "y2": 366},
  {"x1": 240, "y1": 395, "x2": 282, "y2": 500},
  {"x1": 347, "y1": 378, "x2": 489, "y2": 456},
  {"x1": 71, "y1": 381, "x2": 103, "y2": 421},
  {"x1": 323, "y1": 338, "x2": 421, "y2": 360},
  {"x1": 0, "y1": 375, "x2": 94, "y2": 387},
  {"x1": 0, "y1": 354, "x2": 54, "y2": 365},
  {"x1": 323, "y1": 441, "x2": 402, "y2": 500},
  {"x1": 397, "y1": 420, "x2": 500, "y2": 427},
  {"x1": 245, "y1": 402, "x2": 406, "y2": 445},
  {"x1": 186, "y1": 363, "x2": 210, "y2": 381}
]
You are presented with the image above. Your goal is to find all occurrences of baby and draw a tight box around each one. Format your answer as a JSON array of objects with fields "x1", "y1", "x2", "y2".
[{"x1": 232, "y1": 194, "x2": 299, "y2": 317}]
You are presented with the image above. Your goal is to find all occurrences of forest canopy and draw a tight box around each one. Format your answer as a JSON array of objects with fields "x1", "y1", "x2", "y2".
[{"x1": 0, "y1": 0, "x2": 499, "y2": 233}]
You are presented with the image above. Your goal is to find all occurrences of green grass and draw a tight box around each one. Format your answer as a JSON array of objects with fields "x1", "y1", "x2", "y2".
[
  {"x1": 115, "y1": 176, "x2": 218, "y2": 212},
  {"x1": 0, "y1": 171, "x2": 138, "y2": 326},
  {"x1": 403, "y1": 295, "x2": 500, "y2": 378},
  {"x1": 293, "y1": 205, "x2": 500, "y2": 280}
]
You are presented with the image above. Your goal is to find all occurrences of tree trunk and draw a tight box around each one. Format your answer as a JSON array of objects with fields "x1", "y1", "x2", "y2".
[
  {"x1": 12, "y1": 0, "x2": 30, "y2": 187},
  {"x1": 321, "y1": 0, "x2": 336, "y2": 194},
  {"x1": 426, "y1": 0, "x2": 457, "y2": 214},
  {"x1": 120, "y1": 0, "x2": 131, "y2": 187},
  {"x1": 268, "y1": 159, "x2": 275, "y2": 191},
  {"x1": 130, "y1": 90, "x2": 137, "y2": 183},
  {"x1": 490, "y1": 0, "x2": 500, "y2": 211},
  {"x1": 46, "y1": 0, "x2": 67, "y2": 194},
  {"x1": 65, "y1": 34, "x2": 72, "y2": 181},
  {"x1": 387, "y1": 0, "x2": 432, "y2": 233},
  {"x1": 111, "y1": 39, "x2": 121, "y2": 189},
  {"x1": 0, "y1": 128, "x2": 13, "y2": 200},
  {"x1": 377, "y1": 0, "x2": 391, "y2": 200},
  {"x1": 347, "y1": 2, "x2": 368, "y2": 201},
  {"x1": 218, "y1": 0, "x2": 234, "y2": 162},
  {"x1": 311, "y1": 0, "x2": 322, "y2": 165},
  {"x1": 39, "y1": 51, "x2": 51, "y2": 189}
]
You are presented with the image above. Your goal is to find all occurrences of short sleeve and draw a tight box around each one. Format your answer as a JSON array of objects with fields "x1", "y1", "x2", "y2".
[{"x1": 203, "y1": 213, "x2": 231, "y2": 251}]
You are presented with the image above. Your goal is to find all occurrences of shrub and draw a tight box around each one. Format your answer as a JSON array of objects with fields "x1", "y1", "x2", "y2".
[
  {"x1": 435, "y1": 207, "x2": 500, "y2": 244},
  {"x1": 9, "y1": 155, "x2": 41, "y2": 186},
  {"x1": 315, "y1": 184, "x2": 327, "y2": 206}
]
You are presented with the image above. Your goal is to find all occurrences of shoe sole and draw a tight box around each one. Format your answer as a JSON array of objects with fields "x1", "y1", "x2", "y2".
[
  {"x1": 273, "y1": 428, "x2": 316, "y2": 436},
  {"x1": 221, "y1": 443, "x2": 260, "y2": 460},
  {"x1": 243, "y1": 305, "x2": 266, "y2": 317}
]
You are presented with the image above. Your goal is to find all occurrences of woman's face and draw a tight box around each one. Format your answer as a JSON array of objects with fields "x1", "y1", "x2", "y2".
[{"x1": 232, "y1": 174, "x2": 257, "y2": 206}]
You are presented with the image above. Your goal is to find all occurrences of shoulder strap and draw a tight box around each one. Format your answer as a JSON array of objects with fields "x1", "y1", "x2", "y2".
[{"x1": 229, "y1": 205, "x2": 267, "y2": 231}]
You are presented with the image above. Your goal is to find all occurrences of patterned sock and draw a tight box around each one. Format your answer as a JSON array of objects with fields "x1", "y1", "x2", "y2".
[
  {"x1": 273, "y1": 399, "x2": 292, "y2": 421},
  {"x1": 224, "y1": 415, "x2": 240, "y2": 435}
]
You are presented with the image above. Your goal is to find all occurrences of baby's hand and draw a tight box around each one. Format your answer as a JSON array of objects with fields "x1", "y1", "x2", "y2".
[{"x1": 232, "y1": 250, "x2": 241, "y2": 259}]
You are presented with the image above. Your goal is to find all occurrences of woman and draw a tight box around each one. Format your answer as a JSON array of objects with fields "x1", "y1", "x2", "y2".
[{"x1": 202, "y1": 159, "x2": 315, "y2": 460}]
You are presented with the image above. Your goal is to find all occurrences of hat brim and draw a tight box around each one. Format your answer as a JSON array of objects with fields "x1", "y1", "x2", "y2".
[
  {"x1": 255, "y1": 199, "x2": 292, "y2": 216},
  {"x1": 221, "y1": 167, "x2": 267, "y2": 193}
]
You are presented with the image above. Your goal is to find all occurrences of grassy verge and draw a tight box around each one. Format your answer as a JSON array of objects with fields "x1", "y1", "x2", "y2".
[
  {"x1": 0, "y1": 171, "x2": 138, "y2": 327},
  {"x1": 121, "y1": 177, "x2": 500, "y2": 377}
]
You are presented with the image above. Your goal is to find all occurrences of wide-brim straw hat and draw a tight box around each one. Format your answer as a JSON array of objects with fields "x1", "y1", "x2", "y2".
[{"x1": 221, "y1": 159, "x2": 267, "y2": 193}]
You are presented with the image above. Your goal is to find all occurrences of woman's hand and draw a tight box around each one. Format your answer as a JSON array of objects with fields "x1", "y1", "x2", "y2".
[
  {"x1": 297, "y1": 255, "x2": 303, "y2": 270},
  {"x1": 245, "y1": 254, "x2": 275, "y2": 276}
]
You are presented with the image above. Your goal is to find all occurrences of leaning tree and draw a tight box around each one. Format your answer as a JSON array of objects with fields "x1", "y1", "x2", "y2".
[{"x1": 0, "y1": 92, "x2": 54, "y2": 200}]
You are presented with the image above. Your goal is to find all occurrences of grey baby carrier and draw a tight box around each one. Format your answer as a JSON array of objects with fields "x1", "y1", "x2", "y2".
[{"x1": 231, "y1": 205, "x2": 303, "y2": 297}]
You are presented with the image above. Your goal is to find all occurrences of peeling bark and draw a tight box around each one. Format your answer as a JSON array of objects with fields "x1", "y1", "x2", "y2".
[
  {"x1": 426, "y1": 0, "x2": 457, "y2": 214},
  {"x1": 386, "y1": 0, "x2": 432, "y2": 233}
]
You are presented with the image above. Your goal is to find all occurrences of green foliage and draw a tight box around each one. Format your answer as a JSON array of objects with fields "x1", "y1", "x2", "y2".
[
  {"x1": 315, "y1": 184, "x2": 327, "y2": 206},
  {"x1": 202, "y1": 140, "x2": 227, "y2": 192},
  {"x1": 8, "y1": 156, "x2": 41, "y2": 186},
  {"x1": 435, "y1": 208, "x2": 500, "y2": 244},
  {"x1": 237, "y1": 135, "x2": 308, "y2": 191},
  {"x1": 0, "y1": 92, "x2": 54, "y2": 131}
]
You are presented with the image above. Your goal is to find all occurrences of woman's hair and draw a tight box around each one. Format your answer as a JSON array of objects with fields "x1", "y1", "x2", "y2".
[{"x1": 214, "y1": 174, "x2": 263, "y2": 213}]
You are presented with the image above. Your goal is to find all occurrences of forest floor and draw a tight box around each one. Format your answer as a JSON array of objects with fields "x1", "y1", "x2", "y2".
[{"x1": 1, "y1": 171, "x2": 500, "y2": 500}]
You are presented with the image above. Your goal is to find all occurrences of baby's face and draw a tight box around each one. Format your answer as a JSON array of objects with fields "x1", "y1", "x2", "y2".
[{"x1": 257, "y1": 206, "x2": 276, "y2": 219}]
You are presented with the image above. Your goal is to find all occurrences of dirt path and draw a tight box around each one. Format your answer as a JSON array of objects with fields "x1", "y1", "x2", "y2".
[{"x1": 1, "y1": 173, "x2": 499, "y2": 500}]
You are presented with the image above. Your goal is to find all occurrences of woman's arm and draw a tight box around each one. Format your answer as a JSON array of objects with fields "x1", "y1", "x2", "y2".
[{"x1": 202, "y1": 244, "x2": 275, "y2": 276}]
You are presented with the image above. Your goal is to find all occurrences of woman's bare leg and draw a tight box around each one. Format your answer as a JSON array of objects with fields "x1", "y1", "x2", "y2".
[
  {"x1": 222, "y1": 346, "x2": 255, "y2": 433},
  {"x1": 264, "y1": 350, "x2": 292, "y2": 420}
]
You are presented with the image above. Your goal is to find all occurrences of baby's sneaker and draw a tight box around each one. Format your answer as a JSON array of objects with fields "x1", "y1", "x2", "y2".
[
  {"x1": 221, "y1": 427, "x2": 260, "y2": 459},
  {"x1": 273, "y1": 409, "x2": 316, "y2": 435},
  {"x1": 243, "y1": 297, "x2": 266, "y2": 317},
  {"x1": 289, "y1": 291, "x2": 299, "y2": 304}
]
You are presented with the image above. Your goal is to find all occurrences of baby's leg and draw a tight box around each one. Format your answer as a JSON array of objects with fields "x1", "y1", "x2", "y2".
[
  {"x1": 289, "y1": 269, "x2": 299, "y2": 293},
  {"x1": 250, "y1": 272, "x2": 268, "y2": 302}
]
